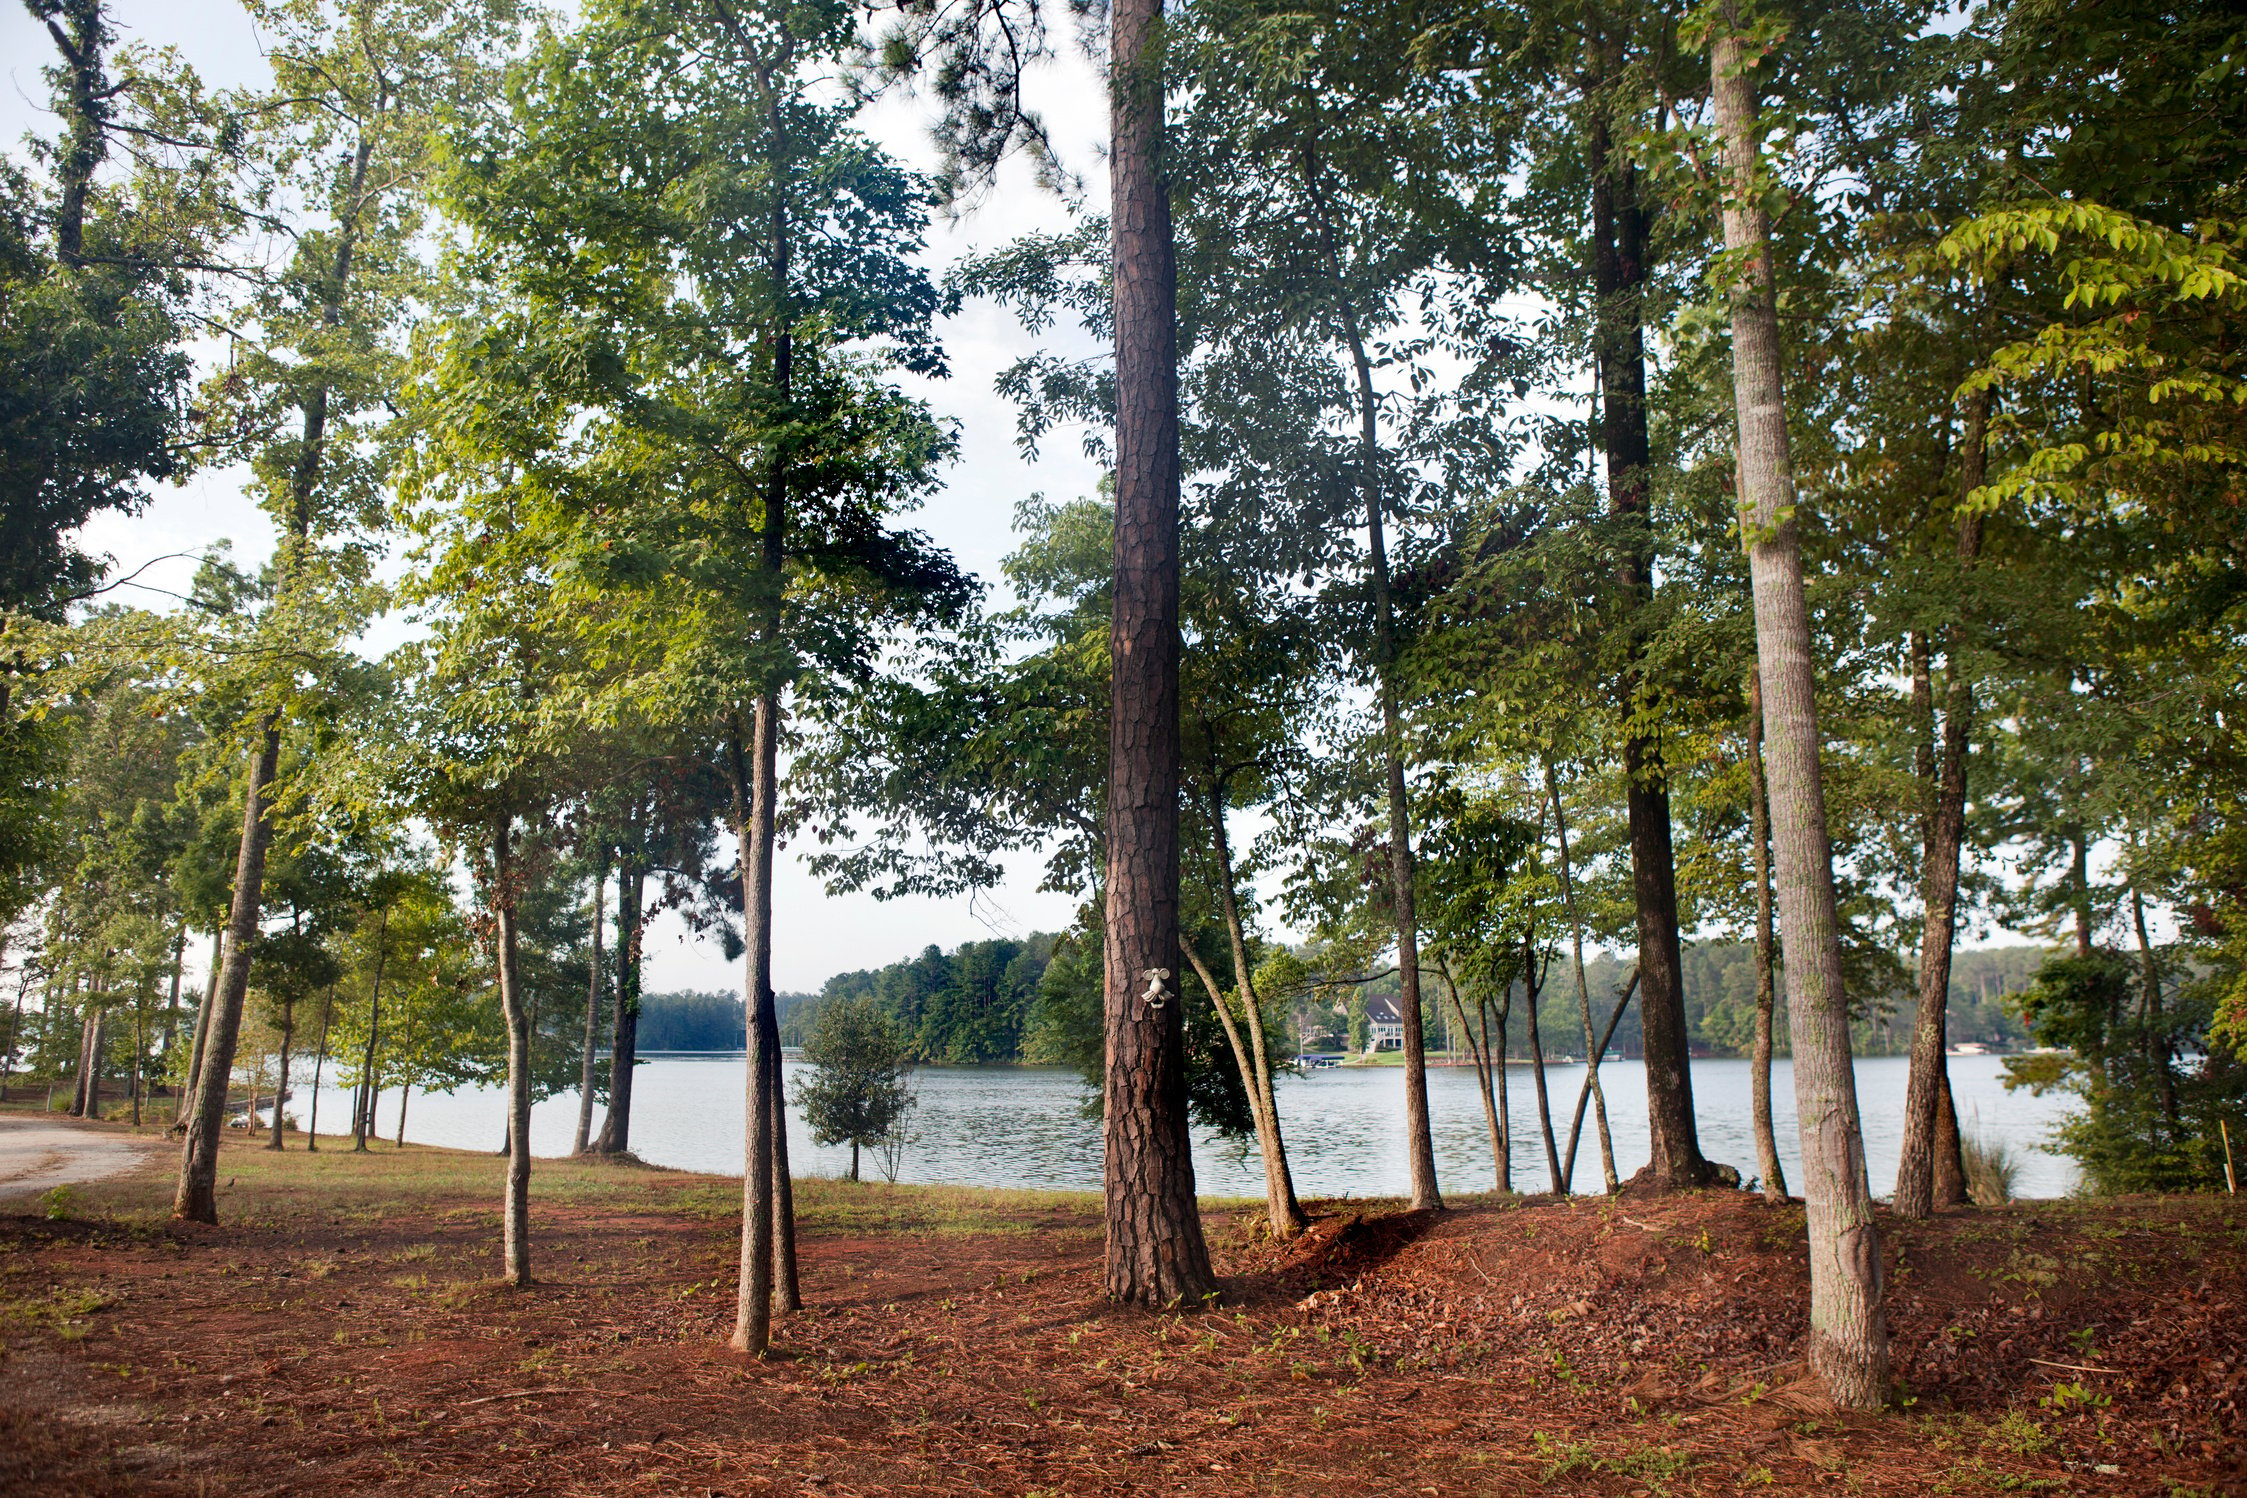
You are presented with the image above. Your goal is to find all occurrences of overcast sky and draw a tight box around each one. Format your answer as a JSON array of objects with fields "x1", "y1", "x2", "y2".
[{"x1": 2, "y1": 1, "x2": 1120, "y2": 993}]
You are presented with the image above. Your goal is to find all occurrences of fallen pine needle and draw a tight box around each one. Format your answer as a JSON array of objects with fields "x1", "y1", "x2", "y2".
[
  {"x1": 2026, "y1": 1357, "x2": 2119, "y2": 1375},
  {"x1": 458, "y1": 1387, "x2": 595, "y2": 1406}
]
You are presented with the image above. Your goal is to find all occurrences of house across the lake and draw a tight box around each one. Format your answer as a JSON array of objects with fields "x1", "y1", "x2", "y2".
[{"x1": 1363, "y1": 994, "x2": 1404, "y2": 1054}]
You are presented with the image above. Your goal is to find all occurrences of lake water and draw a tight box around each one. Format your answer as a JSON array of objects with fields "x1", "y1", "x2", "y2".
[{"x1": 282, "y1": 1051, "x2": 2081, "y2": 1200}]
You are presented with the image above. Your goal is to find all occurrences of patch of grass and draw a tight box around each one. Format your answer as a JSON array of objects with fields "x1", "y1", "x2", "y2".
[
  {"x1": 0, "y1": 1285, "x2": 119, "y2": 1342},
  {"x1": 1963, "y1": 1133, "x2": 2021, "y2": 1207},
  {"x1": 673, "y1": 1177, "x2": 1104, "y2": 1237},
  {"x1": 1533, "y1": 1432, "x2": 1696, "y2": 1493}
]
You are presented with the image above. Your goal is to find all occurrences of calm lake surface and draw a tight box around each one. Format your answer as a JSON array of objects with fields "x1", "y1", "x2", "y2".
[{"x1": 291, "y1": 1051, "x2": 2080, "y2": 1199}]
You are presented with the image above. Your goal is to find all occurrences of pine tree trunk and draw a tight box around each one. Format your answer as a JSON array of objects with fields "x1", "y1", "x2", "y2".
[
  {"x1": 1713, "y1": 17, "x2": 1888, "y2": 1408},
  {"x1": 175, "y1": 724, "x2": 282, "y2": 1222},
  {"x1": 1933, "y1": 1068, "x2": 1966, "y2": 1207},
  {"x1": 1104, "y1": 0, "x2": 1216, "y2": 1309},
  {"x1": 596, "y1": 859, "x2": 645, "y2": 1155},
  {"x1": 1747, "y1": 677, "x2": 1789, "y2": 1202},
  {"x1": 574, "y1": 865, "x2": 606, "y2": 1156},
  {"x1": 494, "y1": 822, "x2": 533, "y2": 1288}
]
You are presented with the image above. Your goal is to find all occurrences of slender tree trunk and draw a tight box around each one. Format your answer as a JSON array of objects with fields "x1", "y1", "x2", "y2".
[
  {"x1": 307, "y1": 992, "x2": 332, "y2": 1151},
  {"x1": 163, "y1": 928, "x2": 185, "y2": 1068},
  {"x1": 1713, "y1": 16, "x2": 1889, "y2": 1407},
  {"x1": 1206, "y1": 781, "x2": 1305, "y2": 1235},
  {"x1": 1491, "y1": 985, "x2": 1512, "y2": 1191},
  {"x1": 1104, "y1": 0, "x2": 1216, "y2": 1309},
  {"x1": 355, "y1": 906, "x2": 390, "y2": 1153},
  {"x1": 2131, "y1": 882, "x2": 2179, "y2": 1130},
  {"x1": 129, "y1": 1007, "x2": 143, "y2": 1127},
  {"x1": 1747, "y1": 678, "x2": 1789, "y2": 1202},
  {"x1": 771, "y1": 1065, "x2": 800, "y2": 1314},
  {"x1": 266, "y1": 1000, "x2": 293, "y2": 1150},
  {"x1": 395, "y1": 1084, "x2": 410, "y2": 1149},
  {"x1": 71, "y1": 996, "x2": 96, "y2": 1117},
  {"x1": 177, "y1": 931, "x2": 222, "y2": 1131},
  {"x1": 493, "y1": 822, "x2": 533, "y2": 1288},
  {"x1": 1564, "y1": 969, "x2": 1640, "y2": 1186},
  {"x1": 1300, "y1": 154, "x2": 1441, "y2": 1213},
  {"x1": 38, "y1": 0, "x2": 108, "y2": 270},
  {"x1": 1587, "y1": 18, "x2": 1710, "y2": 1191},
  {"x1": 1896, "y1": 470, "x2": 1983, "y2": 1216},
  {"x1": 2069, "y1": 832, "x2": 2093, "y2": 956},
  {"x1": 849, "y1": 1141, "x2": 860, "y2": 1182},
  {"x1": 175, "y1": 725, "x2": 282, "y2": 1222},
  {"x1": 1522, "y1": 941, "x2": 1562, "y2": 1194},
  {"x1": 1438, "y1": 963, "x2": 1507, "y2": 1194},
  {"x1": 574, "y1": 864, "x2": 606, "y2": 1156},
  {"x1": 1, "y1": 961, "x2": 31, "y2": 1102},
  {"x1": 731, "y1": 705, "x2": 782, "y2": 1353},
  {"x1": 1182, "y1": 938, "x2": 1302, "y2": 1237},
  {"x1": 595, "y1": 859, "x2": 645, "y2": 1155},
  {"x1": 1546, "y1": 760, "x2": 1617, "y2": 1192}
]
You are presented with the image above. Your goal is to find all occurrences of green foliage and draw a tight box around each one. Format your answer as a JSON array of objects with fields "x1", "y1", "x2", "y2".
[
  {"x1": 2007, "y1": 951, "x2": 2247, "y2": 1193},
  {"x1": 797, "y1": 995, "x2": 916, "y2": 1177}
]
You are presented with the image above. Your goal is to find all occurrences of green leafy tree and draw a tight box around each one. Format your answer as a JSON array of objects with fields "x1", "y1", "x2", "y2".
[{"x1": 798, "y1": 996, "x2": 916, "y2": 1182}]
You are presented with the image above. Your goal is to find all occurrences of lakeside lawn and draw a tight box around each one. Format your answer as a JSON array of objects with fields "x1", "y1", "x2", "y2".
[{"x1": 2, "y1": 1126, "x2": 2241, "y2": 1496}]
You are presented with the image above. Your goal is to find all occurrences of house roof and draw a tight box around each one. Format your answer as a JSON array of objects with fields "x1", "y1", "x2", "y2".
[{"x1": 1364, "y1": 994, "x2": 1403, "y2": 1025}]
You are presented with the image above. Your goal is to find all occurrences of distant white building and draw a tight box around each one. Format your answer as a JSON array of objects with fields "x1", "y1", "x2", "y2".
[{"x1": 1364, "y1": 994, "x2": 1404, "y2": 1053}]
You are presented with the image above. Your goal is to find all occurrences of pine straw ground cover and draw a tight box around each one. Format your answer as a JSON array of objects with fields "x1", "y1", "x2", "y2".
[{"x1": 0, "y1": 1128, "x2": 2241, "y2": 1498}]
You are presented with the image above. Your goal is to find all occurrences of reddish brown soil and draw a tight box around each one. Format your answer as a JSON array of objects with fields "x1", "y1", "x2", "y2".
[{"x1": 1, "y1": 1137, "x2": 2241, "y2": 1497}]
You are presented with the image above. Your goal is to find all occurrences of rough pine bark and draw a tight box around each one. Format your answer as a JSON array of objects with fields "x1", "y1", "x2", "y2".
[
  {"x1": 1713, "y1": 17, "x2": 1889, "y2": 1408},
  {"x1": 1746, "y1": 677, "x2": 1789, "y2": 1202},
  {"x1": 494, "y1": 822, "x2": 533, "y2": 1288},
  {"x1": 573, "y1": 865, "x2": 606, "y2": 1156},
  {"x1": 175, "y1": 725, "x2": 281, "y2": 1222},
  {"x1": 1104, "y1": 0, "x2": 1216, "y2": 1307}
]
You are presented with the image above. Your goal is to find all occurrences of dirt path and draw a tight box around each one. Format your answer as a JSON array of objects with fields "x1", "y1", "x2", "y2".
[{"x1": 0, "y1": 1116, "x2": 162, "y2": 1201}]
